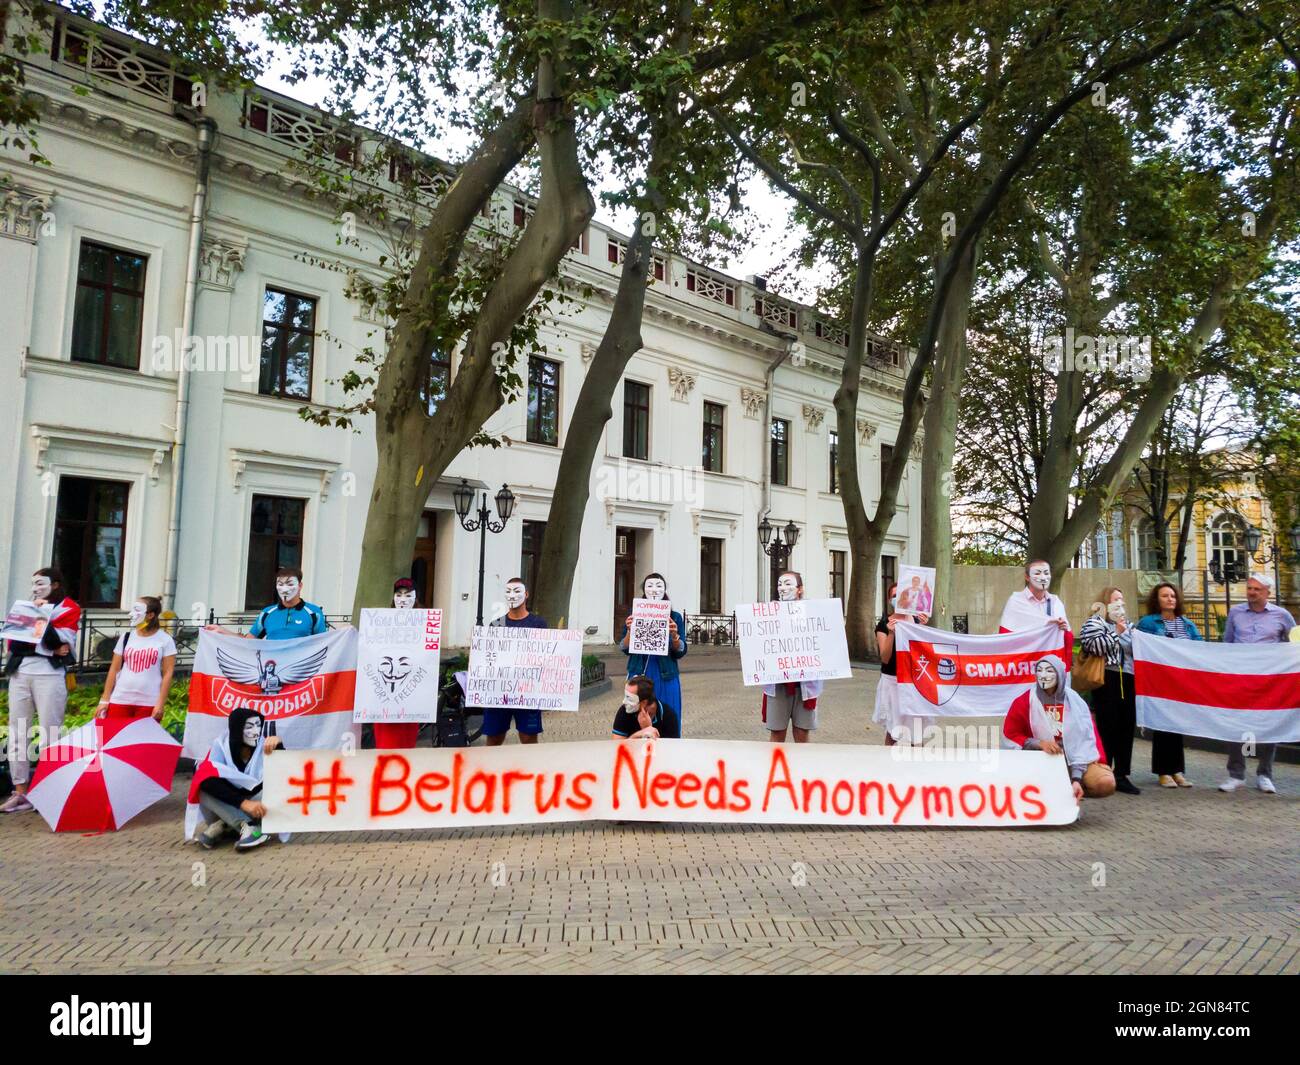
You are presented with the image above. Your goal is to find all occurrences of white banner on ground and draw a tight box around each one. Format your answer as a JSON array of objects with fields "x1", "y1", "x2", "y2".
[
  {"x1": 734, "y1": 598, "x2": 851, "y2": 686},
  {"x1": 894, "y1": 621, "x2": 1067, "y2": 719},
  {"x1": 354, "y1": 608, "x2": 442, "y2": 724},
  {"x1": 263, "y1": 740, "x2": 1079, "y2": 832},
  {"x1": 628, "y1": 598, "x2": 670, "y2": 655},
  {"x1": 466, "y1": 625, "x2": 583, "y2": 711}
]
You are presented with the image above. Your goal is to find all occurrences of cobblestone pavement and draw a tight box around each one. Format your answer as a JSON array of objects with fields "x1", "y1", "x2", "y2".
[{"x1": 1, "y1": 652, "x2": 1296, "y2": 974}]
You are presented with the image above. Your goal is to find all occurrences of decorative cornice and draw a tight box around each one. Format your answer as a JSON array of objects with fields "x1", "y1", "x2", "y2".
[
  {"x1": 740, "y1": 387, "x2": 765, "y2": 419},
  {"x1": 0, "y1": 182, "x2": 55, "y2": 243},
  {"x1": 801, "y1": 404, "x2": 825, "y2": 432},
  {"x1": 199, "y1": 236, "x2": 246, "y2": 289},
  {"x1": 857, "y1": 418, "x2": 877, "y2": 444},
  {"x1": 667, "y1": 366, "x2": 696, "y2": 402}
]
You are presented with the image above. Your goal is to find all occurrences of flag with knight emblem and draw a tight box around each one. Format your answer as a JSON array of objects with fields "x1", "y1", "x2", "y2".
[
  {"x1": 894, "y1": 621, "x2": 1067, "y2": 718},
  {"x1": 184, "y1": 628, "x2": 360, "y2": 759}
]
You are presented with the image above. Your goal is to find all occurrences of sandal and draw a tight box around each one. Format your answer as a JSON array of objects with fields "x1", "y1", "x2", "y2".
[
  {"x1": 1173, "y1": 773, "x2": 1193, "y2": 788},
  {"x1": 1157, "y1": 775, "x2": 1178, "y2": 789}
]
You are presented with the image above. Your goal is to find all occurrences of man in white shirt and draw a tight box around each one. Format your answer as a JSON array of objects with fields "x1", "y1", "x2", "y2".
[{"x1": 999, "y1": 559, "x2": 1071, "y2": 635}]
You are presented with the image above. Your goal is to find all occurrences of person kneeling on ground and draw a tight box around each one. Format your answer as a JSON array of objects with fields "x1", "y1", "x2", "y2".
[
  {"x1": 1003, "y1": 656, "x2": 1115, "y2": 803},
  {"x1": 611, "y1": 674, "x2": 680, "y2": 740},
  {"x1": 188, "y1": 707, "x2": 282, "y2": 851}
]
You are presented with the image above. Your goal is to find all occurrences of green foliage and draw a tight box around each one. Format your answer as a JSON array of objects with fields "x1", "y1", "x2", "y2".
[{"x1": 0, "y1": 678, "x2": 190, "y2": 735}]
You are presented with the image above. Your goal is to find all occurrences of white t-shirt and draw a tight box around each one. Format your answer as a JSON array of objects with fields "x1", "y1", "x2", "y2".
[{"x1": 111, "y1": 629, "x2": 177, "y2": 706}]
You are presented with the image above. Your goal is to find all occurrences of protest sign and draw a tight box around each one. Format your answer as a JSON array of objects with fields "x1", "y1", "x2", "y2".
[
  {"x1": 354, "y1": 608, "x2": 442, "y2": 724},
  {"x1": 263, "y1": 739, "x2": 1080, "y2": 833},
  {"x1": 185, "y1": 627, "x2": 359, "y2": 759},
  {"x1": 734, "y1": 598, "x2": 851, "y2": 686},
  {"x1": 466, "y1": 625, "x2": 583, "y2": 711},
  {"x1": 894, "y1": 621, "x2": 1067, "y2": 718},
  {"x1": 628, "y1": 598, "x2": 670, "y2": 655},
  {"x1": 2, "y1": 600, "x2": 50, "y2": 644},
  {"x1": 895, "y1": 565, "x2": 935, "y2": 616}
]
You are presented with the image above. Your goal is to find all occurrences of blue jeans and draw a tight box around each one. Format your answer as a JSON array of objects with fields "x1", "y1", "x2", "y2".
[{"x1": 199, "y1": 791, "x2": 257, "y2": 830}]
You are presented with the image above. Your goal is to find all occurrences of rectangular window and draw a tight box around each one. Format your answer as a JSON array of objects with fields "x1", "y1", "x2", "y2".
[
  {"x1": 700, "y1": 537, "x2": 723, "y2": 614},
  {"x1": 881, "y1": 554, "x2": 897, "y2": 617},
  {"x1": 702, "y1": 401, "x2": 725, "y2": 473},
  {"x1": 771, "y1": 418, "x2": 790, "y2": 486},
  {"x1": 245, "y1": 495, "x2": 306, "y2": 609},
  {"x1": 70, "y1": 240, "x2": 147, "y2": 369},
  {"x1": 830, "y1": 549, "x2": 846, "y2": 604},
  {"x1": 526, "y1": 356, "x2": 560, "y2": 445},
  {"x1": 623, "y1": 380, "x2": 650, "y2": 460},
  {"x1": 260, "y1": 288, "x2": 316, "y2": 400},
  {"x1": 520, "y1": 520, "x2": 546, "y2": 593},
  {"x1": 52, "y1": 477, "x2": 128, "y2": 606},
  {"x1": 828, "y1": 429, "x2": 839, "y2": 493}
]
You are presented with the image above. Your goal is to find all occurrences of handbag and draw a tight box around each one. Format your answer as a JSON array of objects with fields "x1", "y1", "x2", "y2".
[{"x1": 1072, "y1": 651, "x2": 1106, "y2": 692}]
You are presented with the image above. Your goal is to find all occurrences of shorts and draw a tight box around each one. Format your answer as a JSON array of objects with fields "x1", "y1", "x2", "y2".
[
  {"x1": 481, "y1": 708, "x2": 544, "y2": 737},
  {"x1": 762, "y1": 687, "x2": 817, "y2": 732},
  {"x1": 105, "y1": 703, "x2": 154, "y2": 720}
]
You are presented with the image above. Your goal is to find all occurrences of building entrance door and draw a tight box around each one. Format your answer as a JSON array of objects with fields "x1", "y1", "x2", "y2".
[{"x1": 613, "y1": 526, "x2": 637, "y2": 638}]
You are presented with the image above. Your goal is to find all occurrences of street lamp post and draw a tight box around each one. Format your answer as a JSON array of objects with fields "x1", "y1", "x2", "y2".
[
  {"x1": 758, "y1": 516, "x2": 800, "y2": 598},
  {"x1": 452, "y1": 480, "x2": 516, "y2": 626},
  {"x1": 1242, "y1": 521, "x2": 1300, "y2": 601}
]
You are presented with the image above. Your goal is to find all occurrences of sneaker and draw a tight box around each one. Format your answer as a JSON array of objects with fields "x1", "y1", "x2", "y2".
[
  {"x1": 1115, "y1": 777, "x2": 1141, "y2": 795},
  {"x1": 0, "y1": 793, "x2": 33, "y2": 813},
  {"x1": 1218, "y1": 777, "x2": 1244, "y2": 792},
  {"x1": 1257, "y1": 775, "x2": 1277, "y2": 794},
  {"x1": 235, "y1": 823, "x2": 269, "y2": 851},
  {"x1": 1173, "y1": 773, "x2": 1193, "y2": 788},
  {"x1": 198, "y1": 821, "x2": 227, "y2": 850},
  {"x1": 1158, "y1": 775, "x2": 1178, "y2": 789}
]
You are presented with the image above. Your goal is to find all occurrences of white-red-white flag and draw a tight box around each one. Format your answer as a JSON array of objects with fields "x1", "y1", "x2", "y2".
[
  {"x1": 184, "y1": 628, "x2": 360, "y2": 759},
  {"x1": 895, "y1": 621, "x2": 1068, "y2": 718},
  {"x1": 1133, "y1": 631, "x2": 1300, "y2": 743}
]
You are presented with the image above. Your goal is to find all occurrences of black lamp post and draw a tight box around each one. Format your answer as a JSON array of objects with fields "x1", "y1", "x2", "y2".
[
  {"x1": 453, "y1": 479, "x2": 516, "y2": 626},
  {"x1": 759, "y1": 516, "x2": 800, "y2": 595}
]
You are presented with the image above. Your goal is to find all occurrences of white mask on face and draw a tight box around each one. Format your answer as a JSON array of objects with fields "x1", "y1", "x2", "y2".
[
  {"x1": 623, "y1": 689, "x2": 638, "y2": 711},
  {"x1": 129, "y1": 602, "x2": 148, "y2": 626},
  {"x1": 31, "y1": 576, "x2": 52, "y2": 600},
  {"x1": 393, "y1": 589, "x2": 417, "y2": 609},
  {"x1": 1027, "y1": 565, "x2": 1051, "y2": 591},
  {"x1": 777, "y1": 574, "x2": 799, "y2": 602},
  {"x1": 1106, "y1": 599, "x2": 1126, "y2": 623},
  {"x1": 643, "y1": 578, "x2": 666, "y2": 602},
  {"x1": 275, "y1": 577, "x2": 300, "y2": 605},
  {"x1": 1034, "y1": 660, "x2": 1058, "y2": 691},
  {"x1": 242, "y1": 718, "x2": 263, "y2": 746},
  {"x1": 504, "y1": 583, "x2": 527, "y2": 609}
]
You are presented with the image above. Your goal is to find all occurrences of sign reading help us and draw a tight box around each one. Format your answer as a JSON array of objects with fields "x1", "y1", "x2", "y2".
[{"x1": 734, "y1": 598, "x2": 852, "y2": 686}]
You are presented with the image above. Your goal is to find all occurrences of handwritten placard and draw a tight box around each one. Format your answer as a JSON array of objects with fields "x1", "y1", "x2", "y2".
[
  {"x1": 466, "y1": 626, "x2": 583, "y2": 711},
  {"x1": 628, "y1": 598, "x2": 670, "y2": 655},
  {"x1": 354, "y1": 608, "x2": 442, "y2": 724},
  {"x1": 735, "y1": 598, "x2": 852, "y2": 686}
]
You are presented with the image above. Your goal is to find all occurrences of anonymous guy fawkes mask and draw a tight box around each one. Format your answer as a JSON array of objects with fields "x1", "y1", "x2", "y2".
[
  {"x1": 1106, "y1": 598, "x2": 1126, "y2": 623},
  {"x1": 777, "y1": 574, "x2": 800, "y2": 602},
  {"x1": 31, "y1": 575, "x2": 52, "y2": 600},
  {"x1": 275, "y1": 577, "x2": 300, "y2": 605},
  {"x1": 623, "y1": 686, "x2": 638, "y2": 711},
  {"x1": 1034, "y1": 660, "x2": 1058, "y2": 692},
  {"x1": 242, "y1": 716, "x2": 264, "y2": 746},
  {"x1": 393, "y1": 589, "x2": 417, "y2": 609},
  {"x1": 129, "y1": 601, "x2": 148, "y2": 626},
  {"x1": 504, "y1": 582, "x2": 527, "y2": 610},
  {"x1": 1027, "y1": 564, "x2": 1051, "y2": 592},
  {"x1": 643, "y1": 578, "x2": 666, "y2": 602}
]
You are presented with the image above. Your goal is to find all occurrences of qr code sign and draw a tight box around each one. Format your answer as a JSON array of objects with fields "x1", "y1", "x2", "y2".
[{"x1": 630, "y1": 616, "x2": 667, "y2": 653}]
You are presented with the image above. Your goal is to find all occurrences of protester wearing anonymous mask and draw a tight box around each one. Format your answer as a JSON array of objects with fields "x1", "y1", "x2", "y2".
[
  {"x1": 205, "y1": 566, "x2": 327, "y2": 641},
  {"x1": 999, "y1": 559, "x2": 1070, "y2": 636},
  {"x1": 619, "y1": 572, "x2": 687, "y2": 729},
  {"x1": 760, "y1": 572, "x2": 822, "y2": 743},
  {"x1": 97, "y1": 595, "x2": 176, "y2": 722},
  {"x1": 188, "y1": 706, "x2": 283, "y2": 850},
  {"x1": 610, "y1": 674, "x2": 680, "y2": 740},
  {"x1": 483, "y1": 578, "x2": 549, "y2": 746},
  {"x1": 371, "y1": 577, "x2": 423, "y2": 751}
]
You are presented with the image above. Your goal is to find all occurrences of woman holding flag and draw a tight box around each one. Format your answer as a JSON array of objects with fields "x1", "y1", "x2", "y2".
[
  {"x1": 873, "y1": 582, "x2": 930, "y2": 746},
  {"x1": 1135, "y1": 583, "x2": 1200, "y2": 789},
  {"x1": 188, "y1": 706, "x2": 282, "y2": 851}
]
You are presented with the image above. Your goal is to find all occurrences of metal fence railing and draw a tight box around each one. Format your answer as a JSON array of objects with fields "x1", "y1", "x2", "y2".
[{"x1": 683, "y1": 613, "x2": 737, "y2": 646}]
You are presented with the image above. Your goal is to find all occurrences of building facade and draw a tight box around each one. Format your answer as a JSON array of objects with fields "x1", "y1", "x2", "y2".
[{"x1": 0, "y1": 12, "x2": 922, "y2": 646}]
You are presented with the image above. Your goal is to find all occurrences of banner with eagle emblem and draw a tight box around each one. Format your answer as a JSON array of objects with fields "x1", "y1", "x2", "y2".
[{"x1": 184, "y1": 628, "x2": 359, "y2": 759}]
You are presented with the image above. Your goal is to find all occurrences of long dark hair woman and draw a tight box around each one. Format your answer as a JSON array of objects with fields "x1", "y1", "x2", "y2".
[{"x1": 1135, "y1": 582, "x2": 1202, "y2": 788}]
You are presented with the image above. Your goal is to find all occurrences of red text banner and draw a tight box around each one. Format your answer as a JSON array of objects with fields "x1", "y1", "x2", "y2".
[{"x1": 262, "y1": 740, "x2": 1080, "y2": 833}]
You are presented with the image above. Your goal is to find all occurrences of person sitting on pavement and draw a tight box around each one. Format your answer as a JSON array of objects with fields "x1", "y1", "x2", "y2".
[
  {"x1": 611, "y1": 674, "x2": 680, "y2": 740},
  {"x1": 1003, "y1": 656, "x2": 1115, "y2": 803},
  {"x1": 188, "y1": 707, "x2": 282, "y2": 851}
]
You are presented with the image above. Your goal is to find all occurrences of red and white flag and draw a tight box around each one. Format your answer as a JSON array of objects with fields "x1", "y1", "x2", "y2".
[
  {"x1": 895, "y1": 621, "x2": 1068, "y2": 718},
  {"x1": 1133, "y1": 631, "x2": 1300, "y2": 743},
  {"x1": 184, "y1": 628, "x2": 359, "y2": 759}
]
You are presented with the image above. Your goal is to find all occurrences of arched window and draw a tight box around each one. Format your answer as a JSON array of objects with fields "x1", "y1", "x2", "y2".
[
  {"x1": 1135, "y1": 518, "x2": 1169, "y2": 570},
  {"x1": 1210, "y1": 513, "x2": 1246, "y2": 575}
]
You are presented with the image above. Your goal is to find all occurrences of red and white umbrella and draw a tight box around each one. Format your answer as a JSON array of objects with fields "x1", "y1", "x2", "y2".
[{"x1": 28, "y1": 716, "x2": 181, "y2": 832}]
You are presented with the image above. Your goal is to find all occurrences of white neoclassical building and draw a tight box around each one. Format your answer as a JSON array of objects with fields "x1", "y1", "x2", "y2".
[{"x1": 0, "y1": 10, "x2": 922, "y2": 646}]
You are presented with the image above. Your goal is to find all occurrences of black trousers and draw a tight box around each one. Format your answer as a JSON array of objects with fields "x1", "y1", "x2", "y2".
[
  {"x1": 1151, "y1": 730, "x2": 1185, "y2": 776},
  {"x1": 1094, "y1": 668, "x2": 1136, "y2": 778}
]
